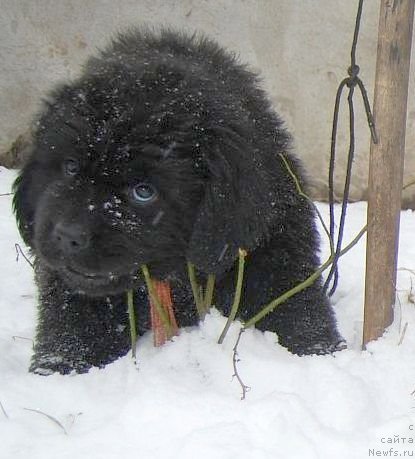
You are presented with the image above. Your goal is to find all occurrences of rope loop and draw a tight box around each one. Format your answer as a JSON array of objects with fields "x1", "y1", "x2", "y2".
[
  {"x1": 324, "y1": 0, "x2": 377, "y2": 296},
  {"x1": 347, "y1": 64, "x2": 360, "y2": 86}
]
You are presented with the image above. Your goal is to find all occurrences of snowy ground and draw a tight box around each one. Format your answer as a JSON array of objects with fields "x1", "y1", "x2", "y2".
[{"x1": 2, "y1": 165, "x2": 415, "y2": 459}]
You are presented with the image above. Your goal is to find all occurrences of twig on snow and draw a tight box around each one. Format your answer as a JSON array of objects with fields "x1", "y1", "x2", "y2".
[
  {"x1": 232, "y1": 328, "x2": 250, "y2": 400},
  {"x1": 1, "y1": 401, "x2": 9, "y2": 419},
  {"x1": 15, "y1": 243, "x2": 34, "y2": 269},
  {"x1": 24, "y1": 408, "x2": 68, "y2": 435}
]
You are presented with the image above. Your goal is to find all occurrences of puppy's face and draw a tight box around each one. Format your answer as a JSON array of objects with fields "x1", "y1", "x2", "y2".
[
  {"x1": 15, "y1": 48, "x2": 278, "y2": 295},
  {"x1": 20, "y1": 85, "x2": 206, "y2": 296}
]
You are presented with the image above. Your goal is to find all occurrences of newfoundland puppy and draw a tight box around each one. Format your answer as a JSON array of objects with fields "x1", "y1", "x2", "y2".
[{"x1": 13, "y1": 28, "x2": 343, "y2": 374}]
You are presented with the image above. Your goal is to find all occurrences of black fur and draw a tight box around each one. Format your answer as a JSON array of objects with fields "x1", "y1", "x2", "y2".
[{"x1": 13, "y1": 28, "x2": 343, "y2": 375}]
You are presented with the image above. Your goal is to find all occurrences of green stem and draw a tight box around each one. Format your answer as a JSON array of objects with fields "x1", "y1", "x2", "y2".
[
  {"x1": 141, "y1": 265, "x2": 173, "y2": 336},
  {"x1": 127, "y1": 289, "x2": 137, "y2": 360},
  {"x1": 279, "y1": 153, "x2": 334, "y2": 257},
  {"x1": 403, "y1": 179, "x2": 415, "y2": 191},
  {"x1": 187, "y1": 261, "x2": 207, "y2": 318},
  {"x1": 218, "y1": 249, "x2": 247, "y2": 344},
  {"x1": 204, "y1": 274, "x2": 216, "y2": 310},
  {"x1": 244, "y1": 225, "x2": 367, "y2": 329}
]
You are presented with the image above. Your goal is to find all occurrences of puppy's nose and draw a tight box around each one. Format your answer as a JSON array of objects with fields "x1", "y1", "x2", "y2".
[{"x1": 53, "y1": 222, "x2": 90, "y2": 254}]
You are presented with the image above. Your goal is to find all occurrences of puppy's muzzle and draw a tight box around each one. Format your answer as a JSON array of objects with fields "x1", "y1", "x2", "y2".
[{"x1": 52, "y1": 221, "x2": 91, "y2": 255}]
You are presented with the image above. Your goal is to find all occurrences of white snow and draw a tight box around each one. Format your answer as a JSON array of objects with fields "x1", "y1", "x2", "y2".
[{"x1": 2, "y1": 165, "x2": 415, "y2": 459}]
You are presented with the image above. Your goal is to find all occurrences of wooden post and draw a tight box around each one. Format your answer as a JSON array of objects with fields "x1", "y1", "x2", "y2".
[{"x1": 363, "y1": 0, "x2": 414, "y2": 347}]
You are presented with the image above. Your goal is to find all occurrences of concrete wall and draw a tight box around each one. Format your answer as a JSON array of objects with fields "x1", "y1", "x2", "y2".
[{"x1": 1, "y1": 0, "x2": 414, "y2": 203}]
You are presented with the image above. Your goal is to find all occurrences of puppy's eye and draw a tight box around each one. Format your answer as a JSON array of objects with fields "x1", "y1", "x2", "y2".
[
  {"x1": 130, "y1": 183, "x2": 158, "y2": 204},
  {"x1": 63, "y1": 158, "x2": 80, "y2": 176}
]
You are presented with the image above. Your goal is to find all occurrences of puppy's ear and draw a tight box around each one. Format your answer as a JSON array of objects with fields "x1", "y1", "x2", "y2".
[
  {"x1": 187, "y1": 127, "x2": 287, "y2": 276},
  {"x1": 13, "y1": 160, "x2": 39, "y2": 246}
]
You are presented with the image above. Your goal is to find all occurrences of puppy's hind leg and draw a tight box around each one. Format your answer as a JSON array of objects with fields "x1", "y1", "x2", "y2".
[
  {"x1": 226, "y1": 248, "x2": 345, "y2": 356},
  {"x1": 254, "y1": 282, "x2": 345, "y2": 356}
]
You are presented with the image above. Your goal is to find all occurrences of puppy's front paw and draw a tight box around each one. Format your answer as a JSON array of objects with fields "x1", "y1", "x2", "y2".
[
  {"x1": 30, "y1": 353, "x2": 91, "y2": 375},
  {"x1": 296, "y1": 339, "x2": 347, "y2": 356}
]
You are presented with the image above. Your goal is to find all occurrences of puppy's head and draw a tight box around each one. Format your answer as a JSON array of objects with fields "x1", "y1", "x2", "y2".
[{"x1": 14, "y1": 31, "x2": 290, "y2": 296}]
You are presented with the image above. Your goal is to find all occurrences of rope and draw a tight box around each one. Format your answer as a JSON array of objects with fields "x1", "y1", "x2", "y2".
[{"x1": 324, "y1": 0, "x2": 378, "y2": 296}]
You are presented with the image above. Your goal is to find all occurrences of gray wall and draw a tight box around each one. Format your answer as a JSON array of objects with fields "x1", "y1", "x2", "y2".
[{"x1": 1, "y1": 0, "x2": 414, "y2": 202}]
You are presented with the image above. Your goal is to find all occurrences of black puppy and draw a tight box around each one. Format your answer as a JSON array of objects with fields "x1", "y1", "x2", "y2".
[{"x1": 14, "y1": 28, "x2": 343, "y2": 374}]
